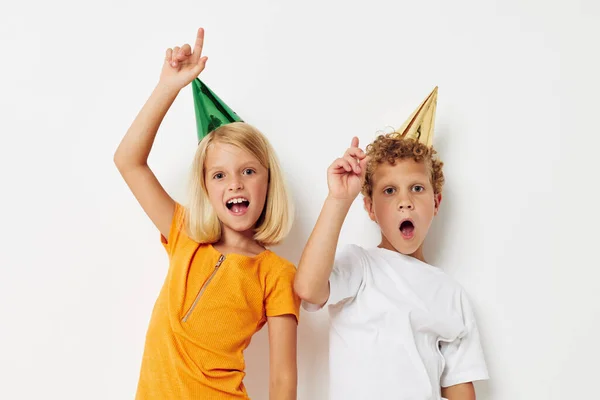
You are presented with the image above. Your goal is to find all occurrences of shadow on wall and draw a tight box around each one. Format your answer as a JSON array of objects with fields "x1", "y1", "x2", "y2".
[{"x1": 423, "y1": 125, "x2": 451, "y2": 266}]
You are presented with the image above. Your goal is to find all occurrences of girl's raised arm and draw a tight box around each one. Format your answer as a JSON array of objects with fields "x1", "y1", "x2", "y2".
[{"x1": 114, "y1": 28, "x2": 208, "y2": 238}]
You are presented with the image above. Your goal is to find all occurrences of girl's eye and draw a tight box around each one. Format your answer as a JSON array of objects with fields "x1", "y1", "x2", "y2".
[
  {"x1": 243, "y1": 169, "x2": 255, "y2": 176},
  {"x1": 412, "y1": 185, "x2": 425, "y2": 193},
  {"x1": 213, "y1": 173, "x2": 224, "y2": 180},
  {"x1": 384, "y1": 187, "x2": 395, "y2": 195}
]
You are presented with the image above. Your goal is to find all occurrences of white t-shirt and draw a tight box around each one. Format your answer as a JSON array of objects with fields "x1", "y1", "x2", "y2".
[{"x1": 304, "y1": 245, "x2": 489, "y2": 400}]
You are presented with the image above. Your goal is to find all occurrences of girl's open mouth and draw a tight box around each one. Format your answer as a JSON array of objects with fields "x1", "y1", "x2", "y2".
[{"x1": 226, "y1": 197, "x2": 250, "y2": 216}]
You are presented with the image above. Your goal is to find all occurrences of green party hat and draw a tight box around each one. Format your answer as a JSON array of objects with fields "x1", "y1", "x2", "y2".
[{"x1": 192, "y1": 78, "x2": 243, "y2": 141}]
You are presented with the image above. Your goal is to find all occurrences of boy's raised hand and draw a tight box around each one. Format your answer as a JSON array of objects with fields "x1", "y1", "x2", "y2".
[
  {"x1": 159, "y1": 28, "x2": 208, "y2": 91},
  {"x1": 327, "y1": 137, "x2": 369, "y2": 202}
]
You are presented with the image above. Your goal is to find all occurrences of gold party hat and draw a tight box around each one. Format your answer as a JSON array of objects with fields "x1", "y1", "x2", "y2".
[{"x1": 393, "y1": 87, "x2": 438, "y2": 147}]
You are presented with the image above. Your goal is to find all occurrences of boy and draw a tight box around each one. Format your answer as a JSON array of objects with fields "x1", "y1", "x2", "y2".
[{"x1": 294, "y1": 88, "x2": 489, "y2": 400}]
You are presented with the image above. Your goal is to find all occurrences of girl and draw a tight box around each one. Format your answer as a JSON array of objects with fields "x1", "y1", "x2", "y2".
[{"x1": 114, "y1": 28, "x2": 300, "y2": 400}]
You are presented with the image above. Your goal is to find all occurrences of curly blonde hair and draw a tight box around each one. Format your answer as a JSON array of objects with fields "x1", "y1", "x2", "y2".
[{"x1": 362, "y1": 134, "x2": 445, "y2": 198}]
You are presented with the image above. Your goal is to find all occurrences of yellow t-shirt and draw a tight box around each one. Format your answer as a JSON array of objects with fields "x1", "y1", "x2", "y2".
[{"x1": 135, "y1": 203, "x2": 300, "y2": 399}]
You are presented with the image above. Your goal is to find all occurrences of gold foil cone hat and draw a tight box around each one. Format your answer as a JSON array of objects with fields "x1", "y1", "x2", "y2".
[{"x1": 391, "y1": 87, "x2": 438, "y2": 147}]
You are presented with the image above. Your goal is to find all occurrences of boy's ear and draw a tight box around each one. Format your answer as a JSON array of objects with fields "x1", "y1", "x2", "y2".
[
  {"x1": 434, "y1": 193, "x2": 442, "y2": 216},
  {"x1": 363, "y1": 196, "x2": 377, "y2": 222}
]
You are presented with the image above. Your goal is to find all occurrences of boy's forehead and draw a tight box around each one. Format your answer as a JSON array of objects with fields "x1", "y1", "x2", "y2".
[{"x1": 372, "y1": 159, "x2": 430, "y2": 184}]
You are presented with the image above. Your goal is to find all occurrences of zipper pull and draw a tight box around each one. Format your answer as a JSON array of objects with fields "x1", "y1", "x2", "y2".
[{"x1": 215, "y1": 254, "x2": 225, "y2": 268}]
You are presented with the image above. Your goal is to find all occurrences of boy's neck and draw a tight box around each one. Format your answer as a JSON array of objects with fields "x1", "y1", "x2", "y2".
[{"x1": 378, "y1": 236, "x2": 427, "y2": 263}]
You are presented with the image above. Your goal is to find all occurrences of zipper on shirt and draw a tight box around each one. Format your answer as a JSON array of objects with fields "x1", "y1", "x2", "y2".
[{"x1": 182, "y1": 254, "x2": 226, "y2": 322}]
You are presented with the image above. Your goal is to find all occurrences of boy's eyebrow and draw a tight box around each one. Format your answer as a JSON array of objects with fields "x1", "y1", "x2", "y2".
[
  {"x1": 374, "y1": 176, "x2": 430, "y2": 187},
  {"x1": 376, "y1": 171, "x2": 429, "y2": 180}
]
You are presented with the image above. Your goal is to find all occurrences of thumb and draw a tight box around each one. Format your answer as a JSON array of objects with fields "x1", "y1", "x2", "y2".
[
  {"x1": 197, "y1": 56, "x2": 208, "y2": 67},
  {"x1": 190, "y1": 57, "x2": 208, "y2": 77}
]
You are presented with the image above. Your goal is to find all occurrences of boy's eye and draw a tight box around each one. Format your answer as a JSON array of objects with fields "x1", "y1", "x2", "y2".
[
  {"x1": 242, "y1": 168, "x2": 255, "y2": 176},
  {"x1": 412, "y1": 185, "x2": 425, "y2": 193},
  {"x1": 384, "y1": 187, "x2": 395, "y2": 195},
  {"x1": 213, "y1": 173, "x2": 224, "y2": 180}
]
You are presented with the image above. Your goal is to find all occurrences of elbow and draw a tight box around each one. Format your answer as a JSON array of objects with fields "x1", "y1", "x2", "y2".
[
  {"x1": 113, "y1": 149, "x2": 126, "y2": 171},
  {"x1": 113, "y1": 154, "x2": 122, "y2": 171},
  {"x1": 293, "y1": 277, "x2": 311, "y2": 302},
  {"x1": 113, "y1": 150, "x2": 143, "y2": 173},
  {"x1": 293, "y1": 276, "x2": 324, "y2": 305}
]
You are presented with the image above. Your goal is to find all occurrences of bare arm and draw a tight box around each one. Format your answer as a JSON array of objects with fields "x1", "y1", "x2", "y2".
[
  {"x1": 293, "y1": 197, "x2": 352, "y2": 305},
  {"x1": 114, "y1": 28, "x2": 208, "y2": 238},
  {"x1": 441, "y1": 382, "x2": 476, "y2": 400},
  {"x1": 114, "y1": 84, "x2": 179, "y2": 237},
  {"x1": 267, "y1": 314, "x2": 298, "y2": 400},
  {"x1": 293, "y1": 137, "x2": 368, "y2": 305}
]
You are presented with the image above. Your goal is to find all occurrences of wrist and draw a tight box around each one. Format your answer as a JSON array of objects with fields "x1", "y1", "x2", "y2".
[
  {"x1": 324, "y1": 195, "x2": 354, "y2": 210},
  {"x1": 155, "y1": 80, "x2": 183, "y2": 97}
]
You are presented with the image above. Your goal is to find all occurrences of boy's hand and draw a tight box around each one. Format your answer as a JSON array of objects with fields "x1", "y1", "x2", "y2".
[
  {"x1": 159, "y1": 28, "x2": 208, "y2": 91},
  {"x1": 327, "y1": 137, "x2": 369, "y2": 202}
]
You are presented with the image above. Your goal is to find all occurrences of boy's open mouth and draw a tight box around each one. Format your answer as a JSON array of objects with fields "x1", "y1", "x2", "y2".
[
  {"x1": 226, "y1": 197, "x2": 250, "y2": 215},
  {"x1": 399, "y1": 219, "x2": 415, "y2": 239}
]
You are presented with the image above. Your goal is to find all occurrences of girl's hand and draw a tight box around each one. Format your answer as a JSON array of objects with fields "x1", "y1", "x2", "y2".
[
  {"x1": 159, "y1": 28, "x2": 208, "y2": 91},
  {"x1": 327, "y1": 137, "x2": 369, "y2": 201}
]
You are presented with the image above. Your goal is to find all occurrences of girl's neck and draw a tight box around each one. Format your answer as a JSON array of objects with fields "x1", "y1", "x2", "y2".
[{"x1": 214, "y1": 224, "x2": 265, "y2": 257}]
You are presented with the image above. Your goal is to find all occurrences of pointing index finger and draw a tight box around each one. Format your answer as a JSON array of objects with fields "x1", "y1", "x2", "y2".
[{"x1": 192, "y1": 28, "x2": 205, "y2": 62}]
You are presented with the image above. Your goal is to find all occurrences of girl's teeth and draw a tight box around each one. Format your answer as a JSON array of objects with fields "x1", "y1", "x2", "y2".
[{"x1": 228, "y1": 198, "x2": 247, "y2": 204}]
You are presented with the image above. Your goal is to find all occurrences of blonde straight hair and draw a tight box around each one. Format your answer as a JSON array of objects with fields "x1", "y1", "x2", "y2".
[{"x1": 185, "y1": 122, "x2": 293, "y2": 246}]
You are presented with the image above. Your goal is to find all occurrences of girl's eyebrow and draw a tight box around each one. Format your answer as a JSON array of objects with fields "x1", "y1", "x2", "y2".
[
  {"x1": 206, "y1": 161, "x2": 262, "y2": 173},
  {"x1": 206, "y1": 166, "x2": 224, "y2": 173},
  {"x1": 240, "y1": 159, "x2": 261, "y2": 166}
]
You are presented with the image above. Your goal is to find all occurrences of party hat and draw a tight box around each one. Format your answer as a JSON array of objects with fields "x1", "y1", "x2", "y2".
[
  {"x1": 393, "y1": 86, "x2": 438, "y2": 147},
  {"x1": 192, "y1": 78, "x2": 243, "y2": 141}
]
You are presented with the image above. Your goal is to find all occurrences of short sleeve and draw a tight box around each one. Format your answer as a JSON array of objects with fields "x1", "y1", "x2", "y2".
[
  {"x1": 160, "y1": 202, "x2": 186, "y2": 255},
  {"x1": 440, "y1": 290, "x2": 490, "y2": 387},
  {"x1": 264, "y1": 262, "x2": 301, "y2": 323},
  {"x1": 302, "y1": 244, "x2": 366, "y2": 312}
]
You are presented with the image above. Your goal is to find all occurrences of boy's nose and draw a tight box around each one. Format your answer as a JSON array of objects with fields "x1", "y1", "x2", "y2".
[{"x1": 398, "y1": 200, "x2": 414, "y2": 210}]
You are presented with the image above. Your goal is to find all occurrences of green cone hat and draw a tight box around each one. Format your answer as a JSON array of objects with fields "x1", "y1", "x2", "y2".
[{"x1": 192, "y1": 78, "x2": 243, "y2": 141}]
